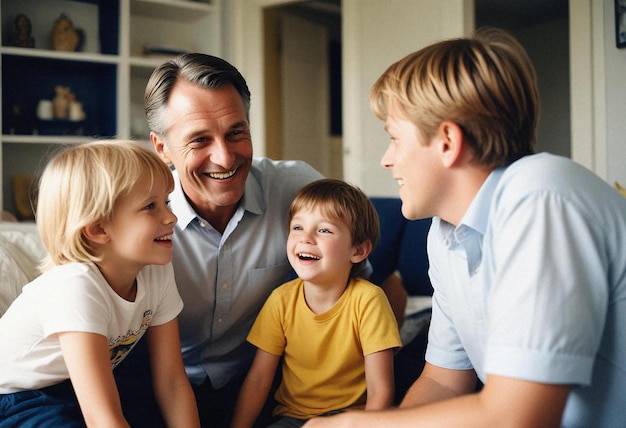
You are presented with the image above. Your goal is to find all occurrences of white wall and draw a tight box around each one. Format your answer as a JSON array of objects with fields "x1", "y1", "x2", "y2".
[
  {"x1": 227, "y1": 0, "x2": 473, "y2": 196},
  {"x1": 512, "y1": 19, "x2": 571, "y2": 158},
  {"x1": 342, "y1": 0, "x2": 474, "y2": 196},
  {"x1": 226, "y1": 0, "x2": 625, "y2": 194},
  {"x1": 603, "y1": 0, "x2": 626, "y2": 187},
  {"x1": 570, "y1": 0, "x2": 626, "y2": 186}
]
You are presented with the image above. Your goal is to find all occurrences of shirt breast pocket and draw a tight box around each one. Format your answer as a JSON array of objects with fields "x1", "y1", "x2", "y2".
[{"x1": 244, "y1": 262, "x2": 293, "y2": 310}]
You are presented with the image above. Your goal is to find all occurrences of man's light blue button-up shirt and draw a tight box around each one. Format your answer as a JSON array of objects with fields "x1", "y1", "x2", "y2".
[{"x1": 426, "y1": 153, "x2": 626, "y2": 426}]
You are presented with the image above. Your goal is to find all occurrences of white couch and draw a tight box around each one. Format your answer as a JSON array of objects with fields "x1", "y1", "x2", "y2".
[{"x1": 0, "y1": 221, "x2": 46, "y2": 316}]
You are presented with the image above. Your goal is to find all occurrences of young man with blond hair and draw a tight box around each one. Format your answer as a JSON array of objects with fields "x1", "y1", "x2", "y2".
[{"x1": 305, "y1": 27, "x2": 626, "y2": 428}]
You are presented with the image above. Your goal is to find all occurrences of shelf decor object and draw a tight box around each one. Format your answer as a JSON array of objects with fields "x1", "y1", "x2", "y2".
[{"x1": 0, "y1": 0, "x2": 221, "y2": 216}]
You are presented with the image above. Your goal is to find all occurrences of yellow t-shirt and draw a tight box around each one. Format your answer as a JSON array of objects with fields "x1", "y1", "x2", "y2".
[{"x1": 247, "y1": 277, "x2": 401, "y2": 419}]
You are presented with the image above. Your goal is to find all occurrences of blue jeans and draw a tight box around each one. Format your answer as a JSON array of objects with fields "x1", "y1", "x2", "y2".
[
  {"x1": 0, "y1": 380, "x2": 84, "y2": 427},
  {"x1": 114, "y1": 339, "x2": 278, "y2": 428}
]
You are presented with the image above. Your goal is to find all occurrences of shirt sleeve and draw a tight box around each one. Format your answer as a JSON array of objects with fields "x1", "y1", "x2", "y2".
[
  {"x1": 40, "y1": 268, "x2": 111, "y2": 338},
  {"x1": 424, "y1": 218, "x2": 475, "y2": 370},
  {"x1": 357, "y1": 285, "x2": 402, "y2": 356},
  {"x1": 143, "y1": 263, "x2": 184, "y2": 327},
  {"x1": 484, "y1": 190, "x2": 607, "y2": 385},
  {"x1": 247, "y1": 289, "x2": 286, "y2": 356}
]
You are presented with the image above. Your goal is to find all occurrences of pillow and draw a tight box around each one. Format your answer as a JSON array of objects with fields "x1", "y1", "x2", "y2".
[
  {"x1": 0, "y1": 223, "x2": 45, "y2": 316},
  {"x1": 0, "y1": 241, "x2": 29, "y2": 315}
]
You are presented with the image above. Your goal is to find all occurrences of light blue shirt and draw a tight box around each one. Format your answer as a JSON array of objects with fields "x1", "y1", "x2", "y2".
[
  {"x1": 426, "y1": 153, "x2": 626, "y2": 427},
  {"x1": 169, "y1": 157, "x2": 322, "y2": 388}
]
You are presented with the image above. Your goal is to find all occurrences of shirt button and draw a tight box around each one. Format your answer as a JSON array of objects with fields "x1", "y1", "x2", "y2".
[
  {"x1": 221, "y1": 283, "x2": 228, "y2": 290},
  {"x1": 217, "y1": 317, "x2": 224, "y2": 323}
]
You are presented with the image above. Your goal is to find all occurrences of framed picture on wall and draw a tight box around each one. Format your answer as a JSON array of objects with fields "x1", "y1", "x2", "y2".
[{"x1": 617, "y1": 0, "x2": 626, "y2": 48}]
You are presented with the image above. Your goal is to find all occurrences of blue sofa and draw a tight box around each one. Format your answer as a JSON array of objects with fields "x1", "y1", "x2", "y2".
[{"x1": 368, "y1": 197, "x2": 432, "y2": 296}]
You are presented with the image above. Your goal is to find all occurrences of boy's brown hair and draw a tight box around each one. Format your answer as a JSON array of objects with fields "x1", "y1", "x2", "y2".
[{"x1": 289, "y1": 178, "x2": 379, "y2": 277}]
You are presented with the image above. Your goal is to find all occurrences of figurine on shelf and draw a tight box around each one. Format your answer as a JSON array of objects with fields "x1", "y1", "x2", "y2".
[
  {"x1": 69, "y1": 100, "x2": 86, "y2": 122},
  {"x1": 52, "y1": 85, "x2": 75, "y2": 119},
  {"x1": 52, "y1": 85, "x2": 86, "y2": 122},
  {"x1": 8, "y1": 13, "x2": 35, "y2": 48},
  {"x1": 13, "y1": 174, "x2": 35, "y2": 220},
  {"x1": 36, "y1": 100, "x2": 54, "y2": 121},
  {"x1": 51, "y1": 13, "x2": 84, "y2": 52}
]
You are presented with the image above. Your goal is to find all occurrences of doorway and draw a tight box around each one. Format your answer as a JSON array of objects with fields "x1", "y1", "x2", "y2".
[
  {"x1": 476, "y1": 0, "x2": 570, "y2": 157},
  {"x1": 245, "y1": 0, "x2": 572, "y2": 182},
  {"x1": 263, "y1": 1, "x2": 343, "y2": 179}
]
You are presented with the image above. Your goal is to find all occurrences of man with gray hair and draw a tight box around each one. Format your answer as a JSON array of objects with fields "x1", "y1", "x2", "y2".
[{"x1": 118, "y1": 53, "x2": 323, "y2": 427}]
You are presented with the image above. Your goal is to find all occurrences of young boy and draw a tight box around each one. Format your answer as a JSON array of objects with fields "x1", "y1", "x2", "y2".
[
  {"x1": 0, "y1": 141, "x2": 200, "y2": 427},
  {"x1": 231, "y1": 178, "x2": 401, "y2": 428}
]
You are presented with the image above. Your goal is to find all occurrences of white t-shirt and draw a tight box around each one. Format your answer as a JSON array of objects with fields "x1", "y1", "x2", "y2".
[{"x1": 0, "y1": 262, "x2": 183, "y2": 393}]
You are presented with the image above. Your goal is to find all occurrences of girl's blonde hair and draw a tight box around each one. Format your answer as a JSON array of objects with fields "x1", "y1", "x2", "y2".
[
  {"x1": 289, "y1": 178, "x2": 379, "y2": 278},
  {"x1": 36, "y1": 140, "x2": 174, "y2": 269}
]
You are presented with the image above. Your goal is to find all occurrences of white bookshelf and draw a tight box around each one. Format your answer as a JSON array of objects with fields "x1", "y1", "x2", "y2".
[{"x1": 0, "y1": 0, "x2": 221, "y2": 217}]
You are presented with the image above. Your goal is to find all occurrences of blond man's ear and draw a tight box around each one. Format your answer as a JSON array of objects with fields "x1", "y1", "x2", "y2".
[{"x1": 437, "y1": 120, "x2": 465, "y2": 168}]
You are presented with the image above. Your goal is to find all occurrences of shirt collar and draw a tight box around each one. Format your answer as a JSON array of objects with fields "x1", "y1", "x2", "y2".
[
  {"x1": 434, "y1": 167, "x2": 505, "y2": 276},
  {"x1": 169, "y1": 162, "x2": 266, "y2": 229},
  {"x1": 459, "y1": 167, "x2": 505, "y2": 236},
  {"x1": 455, "y1": 167, "x2": 506, "y2": 276},
  {"x1": 241, "y1": 163, "x2": 265, "y2": 216},
  {"x1": 169, "y1": 170, "x2": 197, "y2": 229},
  {"x1": 436, "y1": 167, "x2": 506, "y2": 239}
]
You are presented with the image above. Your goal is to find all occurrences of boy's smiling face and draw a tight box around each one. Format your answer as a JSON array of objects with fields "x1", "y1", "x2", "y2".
[{"x1": 287, "y1": 206, "x2": 365, "y2": 287}]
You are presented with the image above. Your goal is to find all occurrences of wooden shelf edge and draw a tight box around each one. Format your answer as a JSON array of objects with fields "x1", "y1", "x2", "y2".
[
  {"x1": 131, "y1": 0, "x2": 215, "y2": 20},
  {"x1": 0, "y1": 47, "x2": 119, "y2": 64},
  {"x1": 0, "y1": 135, "x2": 98, "y2": 145}
]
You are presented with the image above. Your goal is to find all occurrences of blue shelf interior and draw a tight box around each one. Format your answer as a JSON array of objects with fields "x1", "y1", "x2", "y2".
[{"x1": 2, "y1": 55, "x2": 117, "y2": 137}]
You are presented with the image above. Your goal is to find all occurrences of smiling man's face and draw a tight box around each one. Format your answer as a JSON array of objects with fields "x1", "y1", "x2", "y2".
[
  {"x1": 152, "y1": 80, "x2": 253, "y2": 224},
  {"x1": 380, "y1": 101, "x2": 446, "y2": 221}
]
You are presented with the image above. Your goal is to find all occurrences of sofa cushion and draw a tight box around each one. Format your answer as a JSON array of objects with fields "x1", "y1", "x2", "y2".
[
  {"x1": 369, "y1": 197, "x2": 432, "y2": 296},
  {"x1": 0, "y1": 222, "x2": 45, "y2": 316},
  {"x1": 369, "y1": 198, "x2": 406, "y2": 285}
]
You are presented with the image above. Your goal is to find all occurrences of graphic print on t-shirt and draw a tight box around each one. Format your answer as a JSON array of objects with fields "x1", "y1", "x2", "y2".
[{"x1": 109, "y1": 310, "x2": 152, "y2": 367}]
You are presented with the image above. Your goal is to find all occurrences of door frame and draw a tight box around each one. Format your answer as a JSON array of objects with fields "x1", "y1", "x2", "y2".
[{"x1": 231, "y1": 0, "x2": 305, "y2": 157}]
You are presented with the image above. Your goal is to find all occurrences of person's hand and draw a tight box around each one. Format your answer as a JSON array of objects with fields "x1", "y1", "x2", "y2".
[{"x1": 303, "y1": 412, "x2": 356, "y2": 428}]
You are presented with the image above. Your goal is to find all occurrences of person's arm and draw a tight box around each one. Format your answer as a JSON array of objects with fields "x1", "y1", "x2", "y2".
[
  {"x1": 380, "y1": 271, "x2": 407, "y2": 328},
  {"x1": 363, "y1": 349, "x2": 395, "y2": 410},
  {"x1": 58, "y1": 331, "x2": 129, "y2": 427},
  {"x1": 304, "y1": 370, "x2": 572, "y2": 427},
  {"x1": 400, "y1": 362, "x2": 477, "y2": 407},
  {"x1": 231, "y1": 349, "x2": 281, "y2": 428},
  {"x1": 145, "y1": 318, "x2": 200, "y2": 428}
]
